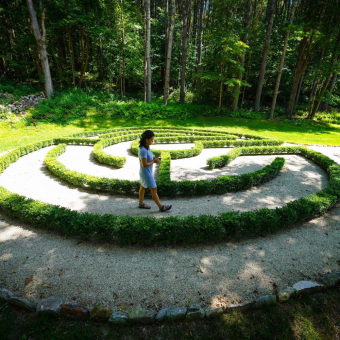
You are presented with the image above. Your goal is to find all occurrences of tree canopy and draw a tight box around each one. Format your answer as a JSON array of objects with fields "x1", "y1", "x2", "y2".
[{"x1": 1, "y1": 0, "x2": 340, "y2": 117}]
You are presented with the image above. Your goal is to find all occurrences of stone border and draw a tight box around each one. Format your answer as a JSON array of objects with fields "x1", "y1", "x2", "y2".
[{"x1": 1, "y1": 273, "x2": 339, "y2": 324}]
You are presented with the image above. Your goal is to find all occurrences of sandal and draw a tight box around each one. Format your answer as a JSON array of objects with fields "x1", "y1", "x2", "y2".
[
  {"x1": 138, "y1": 203, "x2": 151, "y2": 209},
  {"x1": 160, "y1": 205, "x2": 172, "y2": 212}
]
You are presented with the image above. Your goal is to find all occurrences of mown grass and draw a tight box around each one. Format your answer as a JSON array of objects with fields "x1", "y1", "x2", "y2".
[
  {"x1": 1, "y1": 112, "x2": 340, "y2": 153},
  {"x1": 1, "y1": 288, "x2": 340, "y2": 340},
  {"x1": 1, "y1": 84, "x2": 340, "y2": 151}
]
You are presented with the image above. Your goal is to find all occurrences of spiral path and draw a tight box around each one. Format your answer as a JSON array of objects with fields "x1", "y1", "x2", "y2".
[
  {"x1": 0, "y1": 143, "x2": 327, "y2": 216},
  {"x1": 0, "y1": 133, "x2": 340, "y2": 312}
]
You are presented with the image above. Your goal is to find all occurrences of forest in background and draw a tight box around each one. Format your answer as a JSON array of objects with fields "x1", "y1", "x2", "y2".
[{"x1": 1, "y1": 0, "x2": 340, "y2": 120}]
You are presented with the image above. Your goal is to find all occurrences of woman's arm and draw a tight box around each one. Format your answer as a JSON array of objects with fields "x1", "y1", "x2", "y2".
[{"x1": 141, "y1": 157, "x2": 159, "y2": 168}]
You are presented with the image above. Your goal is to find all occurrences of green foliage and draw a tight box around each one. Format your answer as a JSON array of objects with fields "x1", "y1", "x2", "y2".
[
  {"x1": 102, "y1": 100, "x2": 231, "y2": 121},
  {"x1": 1, "y1": 133, "x2": 339, "y2": 246},
  {"x1": 206, "y1": 144, "x2": 288, "y2": 169},
  {"x1": 92, "y1": 136, "x2": 140, "y2": 168},
  {"x1": 157, "y1": 155, "x2": 285, "y2": 196},
  {"x1": 44, "y1": 142, "x2": 140, "y2": 194},
  {"x1": 0, "y1": 78, "x2": 37, "y2": 100},
  {"x1": 314, "y1": 108, "x2": 340, "y2": 125},
  {"x1": 167, "y1": 87, "x2": 195, "y2": 103},
  {"x1": 30, "y1": 88, "x2": 105, "y2": 123},
  {"x1": 131, "y1": 139, "x2": 204, "y2": 159},
  {"x1": 19, "y1": 85, "x2": 277, "y2": 123}
]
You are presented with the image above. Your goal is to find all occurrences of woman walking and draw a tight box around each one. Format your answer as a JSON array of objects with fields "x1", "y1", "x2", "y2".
[{"x1": 138, "y1": 130, "x2": 172, "y2": 212}]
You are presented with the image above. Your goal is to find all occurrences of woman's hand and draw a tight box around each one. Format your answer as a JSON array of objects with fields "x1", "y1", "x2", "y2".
[{"x1": 153, "y1": 157, "x2": 160, "y2": 164}]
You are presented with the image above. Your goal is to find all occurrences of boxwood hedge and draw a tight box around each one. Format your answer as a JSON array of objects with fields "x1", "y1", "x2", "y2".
[
  {"x1": 0, "y1": 129, "x2": 339, "y2": 246},
  {"x1": 44, "y1": 143, "x2": 286, "y2": 196}
]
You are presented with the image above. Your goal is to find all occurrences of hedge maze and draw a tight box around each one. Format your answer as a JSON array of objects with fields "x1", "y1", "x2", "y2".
[{"x1": 0, "y1": 127, "x2": 340, "y2": 245}]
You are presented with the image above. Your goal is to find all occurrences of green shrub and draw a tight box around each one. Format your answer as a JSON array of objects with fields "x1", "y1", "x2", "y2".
[{"x1": 1, "y1": 129, "x2": 339, "y2": 246}]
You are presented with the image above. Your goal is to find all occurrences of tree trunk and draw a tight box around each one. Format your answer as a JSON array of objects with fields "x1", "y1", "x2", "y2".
[
  {"x1": 3, "y1": 12, "x2": 20, "y2": 79},
  {"x1": 309, "y1": 37, "x2": 340, "y2": 118},
  {"x1": 308, "y1": 51, "x2": 325, "y2": 105},
  {"x1": 254, "y1": 0, "x2": 276, "y2": 112},
  {"x1": 95, "y1": 6, "x2": 104, "y2": 80},
  {"x1": 179, "y1": 0, "x2": 191, "y2": 104},
  {"x1": 218, "y1": 53, "x2": 225, "y2": 113},
  {"x1": 308, "y1": 72, "x2": 332, "y2": 118},
  {"x1": 321, "y1": 72, "x2": 338, "y2": 111},
  {"x1": 163, "y1": 0, "x2": 175, "y2": 105},
  {"x1": 146, "y1": 0, "x2": 152, "y2": 103},
  {"x1": 67, "y1": 25, "x2": 76, "y2": 86},
  {"x1": 195, "y1": 0, "x2": 205, "y2": 88},
  {"x1": 269, "y1": 0, "x2": 297, "y2": 119},
  {"x1": 120, "y1": 0, "x2": 126, "y2": 97},
  {"x1": 30, "y1": 44, "x2": 42, "y2": 82},
  {"x1": 192, "y1": 0, "x2": 198, "y2": 46},
  {"x1": 26, "y1": 0, "x2": 53, "y2": 97},
  {"x1": 144, "y1": 31, "x2": 147, "y2": 102},
  {"x1": 78, "y1": 30, "x2": 90, "y2": 87},
  {"x1": 308, "y1": 74, "x2": 321, "y2": 117},
  {"x1": 164, "y1": 0, "x2": 169, "y2": 74},
  {"x1": 231, "y1": 0, "x2": 252, "y2": 112},
  {"x1": 241, "y1": 52, "x2": 252, "y2": 108},
  {"x1": 286, "y1": 30, "x2": 315, "y2": 116},
  {"x1": 295, "y1": 69, "x2": 305, "y2": 106}
]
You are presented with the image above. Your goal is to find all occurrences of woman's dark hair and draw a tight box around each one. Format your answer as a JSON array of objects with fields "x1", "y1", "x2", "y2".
[{"x1": 139, "y1": 130, "x2": 154, "y2": 149}]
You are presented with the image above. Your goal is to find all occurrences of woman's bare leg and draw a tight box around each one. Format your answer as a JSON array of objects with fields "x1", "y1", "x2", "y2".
[
  {"x1": 149, "y1": 187, "x2": 162, "y2": 209},
  {"x1": 139, "y1": 186, "x2": 146, "y2": 205}
]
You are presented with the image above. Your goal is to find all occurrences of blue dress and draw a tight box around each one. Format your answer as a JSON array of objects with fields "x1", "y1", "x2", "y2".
[{"x1": 138, "y1": 146, "x2": 157, "y2": 188}]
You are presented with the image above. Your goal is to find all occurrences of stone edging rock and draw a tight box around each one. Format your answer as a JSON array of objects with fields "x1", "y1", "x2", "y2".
[
  {"x1": 1, "y1": 273, "x2": 339, "y2": 324},
  {"x1": 0, "y1": 93, "x2": 45, "y2": 114}
]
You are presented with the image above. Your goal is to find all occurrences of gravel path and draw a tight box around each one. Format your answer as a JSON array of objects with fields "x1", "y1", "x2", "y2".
[
  {"x1": 0, "y1": 143, "x2": 327, "y2": 216},
  {"x1": 0, "y1": 143, "x2": 339, "y2": 312}
]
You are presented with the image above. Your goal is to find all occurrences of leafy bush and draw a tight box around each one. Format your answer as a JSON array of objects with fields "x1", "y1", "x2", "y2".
[
  {"x1": 31, "y1": 88, "x2": 99, "y2": 123},
  {"x1": 1, "y1": 130, "x2": 340, "y2": 245},
  {"x1": 45, "y1": 143, "x2": 140, "y2": 194},
  {"x1": 167, "y1": 87, "x2": 195, "y2": 103},
  {"x1": 0, "y1": 77, "x2": 37, "y2": 100},
  {"x1": 156, "y1": 156, "x2": 285, "y2": 196}
]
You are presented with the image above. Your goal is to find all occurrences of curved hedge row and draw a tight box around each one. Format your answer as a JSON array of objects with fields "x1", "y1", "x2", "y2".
[
  {"x1": 202, "y1": 139, "x2": 282, "y2": 148},
  {"x1": 45, "y1": 143, "x2": 285, "y2": 196},
  {"x1": 130, "y1": 139, "x2": 205, "y2": 159},
  {"x1": 156, "y1": 150, "x2": 286, "y2": 196},
  {"x1": 45, "y1": 144, "x2": 140, "y2": 194},
  {"x1": 92, "y1": 133, "x2": 140, "y2": 168},
  {"x1": 71, "y1": 126, "x2": 265, "y2": 140},
  {"x1": 92, "y1": 129, "x2": 241, "y2": 167},
  {"x1": 130, "y1": 138, "x2": 282, "y2": 159},
  {"x1": 0, "y1": 135, "x2": 339, "y2": 246},
  {"x1": 207, "y1": 145, "x2": 302, "y2": 169}
]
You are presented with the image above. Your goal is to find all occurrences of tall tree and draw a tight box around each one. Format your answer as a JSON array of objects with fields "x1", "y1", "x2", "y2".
[
  {"x1": 254, "y1": 0, "x2": 277, "y2": 112},
  {"x1": 270, "y1": 0, "x2": 297, "y2": 119},
  {"x1": 146, "y1": 0, "x2": 151, "y2": 103},
  {"x1": 195, "y1": 0, "x2": 206, "y2": 88},
  {"x1": 231, "y1": 0, "x2": 255, "y2": 112},
  {"x1": 308, "y1": 31, "x2": 340, "y2": 118},
  {"x1": 78, "y1": 23, "x2": 90, "y2": 87},
  {"x1": 179, "y1": 0, "x2": 191, "y2": 104},
  {"x1": 26, "y1": 0, "x2": 53, "y2": 97},
  {"x1": 285, "y1": 30, "x2": 315, "y2": 116},
  {"x1": 120, "y1": 0, "x2": 126, "y2": 96},
  {"x1": 163, "y1": 0, "x2": 175, "y2": 105}
]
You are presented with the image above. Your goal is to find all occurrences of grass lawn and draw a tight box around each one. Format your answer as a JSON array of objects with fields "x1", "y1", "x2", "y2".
[
  {"x1": 1, "y1": 114, "x2": 340, "y2": 153},
  {"x1": 1, "y1": 288, "x2": 340, "y2": 340}
]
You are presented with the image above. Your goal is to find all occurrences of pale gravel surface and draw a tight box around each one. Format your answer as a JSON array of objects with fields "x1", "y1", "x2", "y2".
[
  {"x1": 0, "y1": 143, "x2": 339, "y2": 313},
  {"x1": 0, "y1": 143, "x2": 327, "y2": 216}
]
